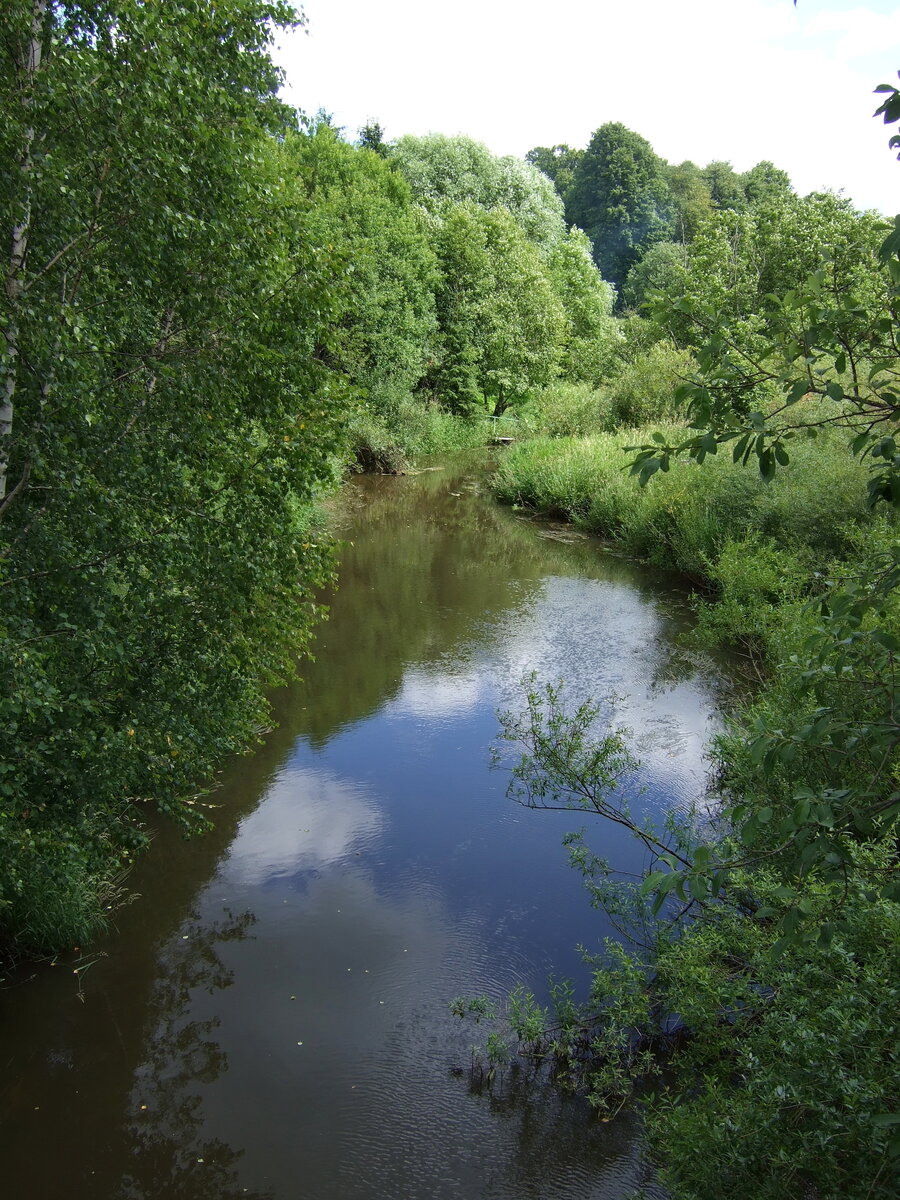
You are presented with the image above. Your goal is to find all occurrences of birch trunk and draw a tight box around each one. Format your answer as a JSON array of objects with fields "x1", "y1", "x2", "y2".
[{"x1": 1, "y1": 0, "x2": 48, "y2": 503}]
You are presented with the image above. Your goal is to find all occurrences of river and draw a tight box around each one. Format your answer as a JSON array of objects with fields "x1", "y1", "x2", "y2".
[{"x1": 0, "y1": 456, "x2": 728, "y2": 1200}]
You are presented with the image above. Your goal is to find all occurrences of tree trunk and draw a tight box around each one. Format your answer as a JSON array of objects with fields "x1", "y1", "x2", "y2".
[{"x1": 2, "y1": 0, "x2": 48, "y2": 504}]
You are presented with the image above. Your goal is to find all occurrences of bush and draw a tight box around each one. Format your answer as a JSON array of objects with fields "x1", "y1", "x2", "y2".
[
  {"x1": 691, "y1": 536, "x2": 807, "y2": 659},
  {"x1": 605, "y1": 342, "x2": 697, "y2": 427},
  {"x1": 349, "y1": 395, "x2": 493, "y2": 470},
  {"x1": 518, "y1": 383, "x2": 614, "y2": 438}
]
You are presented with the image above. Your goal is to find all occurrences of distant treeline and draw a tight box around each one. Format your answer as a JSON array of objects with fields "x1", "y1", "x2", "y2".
[{"x1": 528, "y1": 125, "x2": 795, "y2": 290}]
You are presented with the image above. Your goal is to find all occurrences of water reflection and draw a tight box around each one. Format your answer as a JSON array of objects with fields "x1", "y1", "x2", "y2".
[
  {"x1": 228, "y1": 768, "x2": 385, "y2": 885},
  {"x1": 0, "y1": 455, "x2": 726, "y2": 1199},
  {"x1": 122, "y1": 912, "x2": 271, "y2": 1200}
]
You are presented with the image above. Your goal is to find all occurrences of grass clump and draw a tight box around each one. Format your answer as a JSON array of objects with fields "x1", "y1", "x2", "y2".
[
  {"x1": 349, "y1": 394, "x2": 494, "y2": 471},
  {"x1": 604, "y1": 341, "x2": 696, "y2": 427},
  {"x1": 516, "y1": 382, "x2": 613, "y2": 438},
  {"x1": 519, "y1": 341, "x2": 696, "y2": 441}
]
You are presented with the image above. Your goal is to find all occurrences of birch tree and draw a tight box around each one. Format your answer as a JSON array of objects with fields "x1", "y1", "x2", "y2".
[
  {"x1": 0, "y1": 1, "x2": 349, "y2": 954},
  {"x1": 1, "y1": 0, "x2": 48, "y2": 504}
]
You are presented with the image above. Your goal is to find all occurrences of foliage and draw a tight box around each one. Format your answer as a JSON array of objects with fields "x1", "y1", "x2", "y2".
[
  {"x1": 566, "y1": 123, "x2": 675, "y2": 290},
  {"x1": 646, "y1": 191, "x2": 886, "y2": 366},
  {"x1": 605, "y1": 342, "x2": 696, "y2": 428},
  {"x1": 348, "y1": 395, "x2": 493, "y2": 472},
  {"x1": 516, "y1": 382, "x2": 614, "y2": 439},
  {"x1": 740, "y1": 159, "x2": 793, "y2": 207},
  {"x1": 357, "y1": 119, "x2": 388, "y2": 156},
  {"x1": 524, "y1": 143, "x2": 583, "y2": 204},
  {"x1": 0, "y1": 0, "x2": 348, "y2": 956},
  {"x1": 545, "y1": 228, "x2": 620, "y2": 383},
  {"x1": 701, "y1": 160, "x2": 747, "y2": 212},
  {"x1": 285, "y1": 121, "x2": 438, "y2": 420},
  {"x1": 428, "y1": 204, "x2": 566, "y2": 414},
  {"x1": 493, "y1": 418, "x2": 873, "y2": 580},
  {"x1": 460, "y1": 674, "x2": 900, "y2": 1197},
  {"x1": 755, "y1": 191, "x2": 885, "y2": 310},
  {"x1": 664, "y1": 161, "x2": 713, "y2": 244},
  {"x1": 391, "y1": 133, "x2": 567, "y2": 251},
  {"x1": 653, "y1": 207, "x2": 762, "y2": 349},
  {"x1": 630, "y1": 207, "x2": 893, "y2": 502},
  {"x1": 874, "y1": 71, "x2": 900, "y2": 160},
  {"x1": 622, "y1": 241, "x2": 688, "y2": 311}
]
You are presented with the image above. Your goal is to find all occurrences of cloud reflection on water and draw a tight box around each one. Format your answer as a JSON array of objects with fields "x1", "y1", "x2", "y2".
[
  {"x1": 225, "y1": 768, "x2": 385, "y2": 886},
  {"x1": 390, "y1": 572, "x2": 720, "y2": 816}
]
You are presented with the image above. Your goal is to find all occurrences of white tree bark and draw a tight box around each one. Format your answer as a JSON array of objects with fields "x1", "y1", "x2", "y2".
[{"x1": 1, "y1": 0, "x2": 48, "y2": 504}]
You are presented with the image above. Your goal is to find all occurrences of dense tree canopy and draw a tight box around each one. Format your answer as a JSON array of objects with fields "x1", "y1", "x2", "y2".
[
  {"x1": 1, "y1": 0, "x2": 348, "y2": 950},
  {"x1": 701, "y1": 159, "x2": 748, "y2": 211},
  {"x1": 664, "y1": 160, "x2": 714, "y2": 242},
  {"x1": 566, "y1": 122, "x2": 675, "y2": 290},
  {"x1": 621, "y1": 240, "x2": 688, "y2": 310},
  {"x1": 741, "y1": 159, "x2": 793, "y2": 206},
  {"x1": 286, "y1": 121, "x2": 438, "y2": 413},
  {"x1": 391, "y1": 133, "x2": 568, "y2": 251},
  {"x1": 428, "y1": 204, "x2": 566, "y2": 414},
  {"x1": 546, "y1": 228, "x2": 619, "y2": 382},
  {"x1": 524, "y1": 143, "x2": 583, "y2": 203}
]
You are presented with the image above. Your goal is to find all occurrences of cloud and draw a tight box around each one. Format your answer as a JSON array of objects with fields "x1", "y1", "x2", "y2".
[
  {"x1": 273, "y1": 0, "x2": 900, "y2": 212},
  {"x1": 390, "y1": 667, "x2": 486, "y2": 720}
]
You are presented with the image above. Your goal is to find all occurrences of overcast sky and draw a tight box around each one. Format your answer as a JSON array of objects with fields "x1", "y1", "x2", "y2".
[{"x1": 272, "y1": 0, "x2": 900, "y2": 215}]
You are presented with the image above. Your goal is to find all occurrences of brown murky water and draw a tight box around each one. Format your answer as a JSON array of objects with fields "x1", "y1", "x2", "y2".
[{"x1": 0, "y1": 457, "x2": 727, "y2": 1199}]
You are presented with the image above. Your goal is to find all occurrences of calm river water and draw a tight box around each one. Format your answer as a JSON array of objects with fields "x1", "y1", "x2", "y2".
[{"x1": 0, "y1": 457, "x2": 727, "y2": 1200}]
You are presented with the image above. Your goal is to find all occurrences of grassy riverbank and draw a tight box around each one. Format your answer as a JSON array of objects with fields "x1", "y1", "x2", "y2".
[{"x1": 494, "y1": 394, "x2": 891, "y2": 650}]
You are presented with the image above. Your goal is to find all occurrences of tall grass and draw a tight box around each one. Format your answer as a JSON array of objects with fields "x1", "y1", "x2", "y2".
[
  {"x1": 350, "y1": 395, "x2": 494, "y2": 470},
  {"x1": 516, "y1": 342, "x2": 696, "y2": 440},
  {"x1": 493, "y1": 426, "x2": 875, "y2": 580}
]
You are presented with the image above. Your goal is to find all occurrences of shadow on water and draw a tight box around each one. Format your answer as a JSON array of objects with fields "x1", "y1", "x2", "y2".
[{"x1": 0, "y1": 454, "x2": 728, "y2": 1199}]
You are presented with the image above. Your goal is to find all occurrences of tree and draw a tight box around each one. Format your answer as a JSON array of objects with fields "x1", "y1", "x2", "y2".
[
  {"x1": 741, "y1": 159, "x2": 793, "y2": 206},
  {"x1": 524, "y1": 143, "x2": 583, "y2": 204},
  {"x1": 629, "y1": 173, "x2": 899, "y2": 900},
  {"x1": 701, "y1": 159, "x2": 747, "y2": 211},
  {"x1": 649, "y1": 207, "x2": 762, "y2": 349},
  {"x1": 357, "y1": 119, "x2": 388, "y2": 156},
  {"x1": 566, "y1": 123, "x2": 674, "y2": 291},
  {"x1": 391, "y1": 133, "x2": 567, "y2": 251},
  {"x1": 286, "y1": 122, "x2": 438, "y2": 415},
  {"x1": 664, "y1": 160, "x2": 714, "y2": 243},
  {"x1": 429, "y1": 204, "x2": 565, "y2": 414},
  {"x1": 622, "y1": 241, "x2": 689, "y2": 310},
  {"x1": 0, "y1": 1, "x2": 347, "y2": 953},
  {"x1": 642, "y1": 191, "x2": 886, "y2": 359},
  {"x1": 546, "y1": 228, "x2": 619, "y2": 383}
]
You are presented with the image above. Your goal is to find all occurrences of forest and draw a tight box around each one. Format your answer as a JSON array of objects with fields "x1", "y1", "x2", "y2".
[{"x1": 2, "y1": 3, "x2": 898, "y2": 1198}]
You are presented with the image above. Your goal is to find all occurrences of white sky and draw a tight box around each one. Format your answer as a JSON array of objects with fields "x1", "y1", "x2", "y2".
[{"x1": 272, "y1": 0, "x2": 900, "y2": 215}]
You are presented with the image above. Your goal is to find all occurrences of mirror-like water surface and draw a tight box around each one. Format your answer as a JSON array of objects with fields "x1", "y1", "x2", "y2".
[{"x1": 0, "y1": 458, "x2": 728, "y2": 1200}]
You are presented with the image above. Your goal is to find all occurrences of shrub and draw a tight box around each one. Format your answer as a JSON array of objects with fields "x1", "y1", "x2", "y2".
[
  {"x1": 518, "y1": 383, "x2": 614, "y2": 438},
  {"x1": 605, "y1": 342, "x2": 697, "y2": 427},
  {"x1": 349, "y1": 395, "x2": 493, "y2": 471}
]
